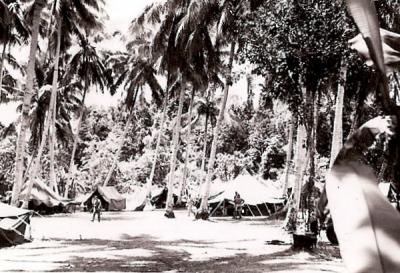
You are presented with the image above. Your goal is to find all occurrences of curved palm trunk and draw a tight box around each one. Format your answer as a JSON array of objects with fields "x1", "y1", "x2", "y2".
[
  {"x1": 65, "y1": 84, "x2": 88, "y2": 197},
  {"x1": 11, "y1": 0, "x2": 46, "y2": 206},
  {"x1": 199, "y1": 42, "x2": 235, "y2": 218},
  {"x1": 0, "y1": 41, "x2": 7, "y2": 102},
  {"x1": 165, "y1": 84, "x2": 186, "y2": 218},
  {"x1": 330, "y1": 60, "x2": 347, "y2": 168},
  {"x1": 22, "y1": 16, "x2": 62, "y2": 208},
  {"x1": 145, "y1": 84, "x2": 170, "y2": 200},
  {"x1": 49, "y1": 20, "x2": 62, "y2": 195},
  {"x1": 282, "y1": 115, "x2": 295, "y2": 197},
  {"x1": 103, "y1": 88, "x2": 139, "y2": 187},
  {"x1": 177, "y1": 87, "x2": 195, "y2": 204}
]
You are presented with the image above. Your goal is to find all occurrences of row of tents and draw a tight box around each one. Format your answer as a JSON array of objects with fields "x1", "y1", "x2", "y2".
[
  {"x1": 5, "y1": 175, "x2": 400, "y2": 216},
  {"x1": 1, "y1": 175, "x2": 398, "y2": 248},
  {"x1": 8, "y1": 175, "x2": 286, "y2": 215}
]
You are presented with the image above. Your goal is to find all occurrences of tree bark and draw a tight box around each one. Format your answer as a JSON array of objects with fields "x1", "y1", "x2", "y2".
[
  {"x1": 282, "y1": 115, "x2": 295, "y2": 197},
  {"x1": 177, "y1": 87, "x2": 195, "y2": 204},
  {"x1": 293, "y1": 119, "x2": 307, "y2": 212},
  {"x1": 330, "y1": 61, "x2": 347, "y2": 168},
  {"x1": 65, "y1": 83, "x2": 88, "y2": 197},
  {"x1": 11, "y1": 0, "x2": 46, "y2": 206},
  {"x1": 284, "y1": 76, "x2": 308, "y2": 231},
  {"x1": 145, "y1": 81, "x2": 170, "y2": 199},
  {"x1": 165, "y1": 83, "x2": 186, "y2": 218},
  {"x1": 22, "y1": 15, "x2": 62, "y2": 208},
  {"x1": 199, "y1": 41, "x2": 235, "y2": 218},
  {"x1": 103, "y1": 87, "x2": 139, "y2": 187},
  {"x1": 198, "y1": 108, "x2": 209, "y2": 187},
  {"x1": 0, "y1": 41, "x2": 7, "y2": 102},
  {"x1": 49, "y1": 19, "x2": 62, "y2": 195}
]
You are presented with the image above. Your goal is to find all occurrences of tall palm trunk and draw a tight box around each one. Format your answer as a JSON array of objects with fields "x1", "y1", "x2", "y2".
[
  {"x1": 49, "y1": 20, "x2": 62, "y2": 195},
  {"x1": 103, "y1": 87, "x2": 139, "y2": 187},
  {"x1": 145, "y1": 83, "x2": 170, "y2": 199},
  {"x1": 177, "y1": 87, "x2": 195, "y2": 204},
  {"x1": 22, "y1": 16, "x2": 62, "y2": 208},
  {"x1": 330, "y1": 61, "x2": 347, "y2": 167},
  {"x1": 200, "y1": 41, "x2": 235, "y2": 218},
  {"x1": 199, "y1": 92, "x2": 212, "y2": 186},
  {"x1": 11, "y1": 0, "x2": 46, "y2": 206},
  {"x1": 165, "y1": 84, "x2": 186, "y2": 218},
  {"x1": 0, "y1": 41, "x2": 7, "y2": 102},
  {"x1": 200, "y1": 110, "x2": 209, "y2": 177},
  {"x1": 284, "y1": 78, "x2": 308, "y2": 230},
  {"x1": 65, "y1": 82, "x2": 88, "y2": 197},
  {"x1": 41, "y1": 0, "x2": 56, "y2": 65},
  {"x1": 282, "y1": 115, "x2": 295, "y2": 197}
]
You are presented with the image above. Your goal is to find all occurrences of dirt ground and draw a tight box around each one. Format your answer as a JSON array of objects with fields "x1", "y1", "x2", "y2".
[{"x1": 0, "y1": 210, "x2": 344, "y2": 272}]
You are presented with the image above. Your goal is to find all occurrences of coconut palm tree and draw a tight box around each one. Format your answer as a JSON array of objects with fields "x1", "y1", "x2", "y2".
[
  {"x1": 64, "y1": 33, "x2": 111, "y2": 196},
  {"x1": 197, "y1": 0, "x2": 253, "y2": 219},
  {"x1": 102, "y1": 58, "x2": 164, "y2": 187},
  {"x1": 12, "y1": 0, "x2": 46, "y2": 206},
  {"x1": 0, "y1": 0, "x2": 29, "y2": 102},
  {"x1": 23, "y1": 0, "x2": 105, "y2": 205}
]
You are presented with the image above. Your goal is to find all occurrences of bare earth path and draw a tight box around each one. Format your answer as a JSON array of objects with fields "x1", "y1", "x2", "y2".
[{"x1": 0, "y1": 210, "x2": 344, "y2": 272}]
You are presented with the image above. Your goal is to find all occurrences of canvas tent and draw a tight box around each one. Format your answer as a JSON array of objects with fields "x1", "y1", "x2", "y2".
[
  {"x1": 208, "y1": 175, "x2": 285, "y2": 217},
  {"x1": 84, "y1": 186, "x2": 126, "y2": 211},
  {"x1": 0, "y1": 203, "x2": 32, "y2": 247},
  {"x1": 150, "y1": 187, "x2": 181, "y2": 209},
  {"x1": 18, "y1": 179, "x2": 68, "y2": 213},
  {"x1": 123, "y1": 186, "x2": 163, "y2": 211}
]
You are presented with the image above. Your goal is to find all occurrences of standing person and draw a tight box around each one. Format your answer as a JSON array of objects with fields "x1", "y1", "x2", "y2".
[
  {"x1": 91, "y1": 196, "x2": 102, "y2": 222},
  {"x1": 187, "y1": 194, "x2": 195, "y2": 217},
  {"x1": 233, "y1": 192, "x2": 244, "y2": 219}
]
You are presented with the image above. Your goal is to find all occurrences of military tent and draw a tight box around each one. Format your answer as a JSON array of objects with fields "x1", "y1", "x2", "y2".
[
  {"x1": 208, "y1": 175, "x2": 285, "y2": 217},
  {"x1": 18, "y1": 179, "x2": 68, "y2": 213},
  {"x1": 150, "y1": 187, "x2": 181, "y2": 209},
  {"x1": 0, "y1": 203, "x2": 32, "y2": 247},
  {"x1": 84, "y1": 186, "x2": 126, "y2": 211}
]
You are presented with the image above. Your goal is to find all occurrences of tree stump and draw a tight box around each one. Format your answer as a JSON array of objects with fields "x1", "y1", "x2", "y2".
[
  {"x1": 292, "y1": 233, "x2": 318, "y2": 250},
  {"x1": 195, "y1": 210, "x2": 209, "y2": 220},
  {"x1": 164, "y1": 211, "x2": 175, "y2": 218}
]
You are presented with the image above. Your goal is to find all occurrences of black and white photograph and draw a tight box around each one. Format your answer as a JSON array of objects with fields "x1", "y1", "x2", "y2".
[{"x1": 0, "y1": 0, "x2": 400, "y2": 272}]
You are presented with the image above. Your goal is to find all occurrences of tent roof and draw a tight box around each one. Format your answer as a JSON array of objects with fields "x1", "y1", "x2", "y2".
[
  {"x1": 0, "y1": 203, "x2": 31, "y2": 218},
  {"x1": 209, "y1": 175, "x2": 285, "y2": 205},
  {"x1": 123, "y1": 186, "x2": 160, "y2": 211},
  {"x1": 96, "y1": 186, "x2": 125, "y2": 203},
  {"x1": 19, "y1": 179, "x2": 67, "y2": 208}
]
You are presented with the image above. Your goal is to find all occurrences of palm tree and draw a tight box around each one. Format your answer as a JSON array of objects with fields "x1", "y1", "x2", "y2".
[
  {"x1": 130, "y1": 1, "x2": 190, "y2": 217},
  {"x1": 329, "y1": 60, "x2": 347, "y2": 167},
  {"x1": 24, "y1": 0, "x2": 105, "y2": 204},
  {"x1": 64, "y1": 33, "x2": 110, "y2": 196},
  {"x1": 11, "y1": 0, "x2": 46, "y2": 206},
  {"x1": 102, "y1": 33, "x2": 164, "y2": 187},
  {"x1": 172, "y1": 0, "x2": 254, "y2": 219},
  {"x1": 0, "y1": 0, "x2": 29, "y2": 102}
]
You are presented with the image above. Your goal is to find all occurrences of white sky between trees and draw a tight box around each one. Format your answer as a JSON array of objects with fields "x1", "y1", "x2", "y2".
[{"x1": 0, "y1": 0, "x2": 260, "y2": 126}]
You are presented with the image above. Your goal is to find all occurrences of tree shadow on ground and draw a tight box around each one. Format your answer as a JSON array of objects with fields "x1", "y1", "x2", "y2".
[{"x1": 53, "y1": 235, "x2": 342, "y2": 272}]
